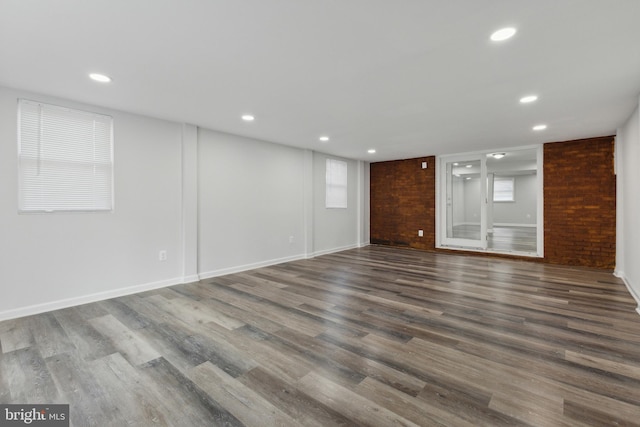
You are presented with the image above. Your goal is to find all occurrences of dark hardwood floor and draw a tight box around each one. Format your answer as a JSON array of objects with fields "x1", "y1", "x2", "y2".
[{"x1": 2, "y1": 245, "x2": 640, "y2": 426}]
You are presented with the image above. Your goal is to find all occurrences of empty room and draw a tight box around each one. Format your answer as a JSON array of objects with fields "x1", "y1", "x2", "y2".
[{"x1": 2, "y1": 1, "x2": 640, "y2": 426}]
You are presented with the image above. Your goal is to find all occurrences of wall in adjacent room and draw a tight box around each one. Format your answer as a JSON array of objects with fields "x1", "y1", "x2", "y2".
[{"x1": 493, "y1": 174, "x2": 537, "y2": 225}]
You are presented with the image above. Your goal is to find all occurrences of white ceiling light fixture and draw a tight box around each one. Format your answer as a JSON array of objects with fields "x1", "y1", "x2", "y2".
[
  {"x1": 367, "y1": 149, "x2": 376, "y2": 154},
  {"x1": 89, "y1": 73, "x2": 111, "y2": 83},
  {"x1": 490, "y1": 27, "x2": 517, "y2": 42},
  {"x1": 492, "y1": 153, "x2": 506, "y2": 159},
  {"x1": 466, "y1": 164, "x2": 473, "y2": 168},
  {"x1": 520, "y1": 95, "x2": 538, "y2": 103},
  {"x1": 241, "y1": 114, "x2": 255, "y2": 121},
  {"x1": 533, "y1": 124, "x2": 547, "y2": 131},
  {"x1": 319, "y1": 136, "x2": 330, "y2": 142}
]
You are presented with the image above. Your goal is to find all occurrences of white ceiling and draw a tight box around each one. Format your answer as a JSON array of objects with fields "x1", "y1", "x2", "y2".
[{"x1": 1, "y1": 0, "x2": 639, "y2": 162}]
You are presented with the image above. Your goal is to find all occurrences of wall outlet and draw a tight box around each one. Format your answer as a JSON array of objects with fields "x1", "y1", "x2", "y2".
[
  {"x1": 421, "y1": 162, "x2": 427, "y2": 169},
  {"x1": 289, "y1": 236, "x2": 294, "y2": 243},
  {"x1": 159, "y1": 250, "x2": 167, "y2": 261},
  {"x1": 418, "y1": 229, "x2": 424, "y2": 237}
]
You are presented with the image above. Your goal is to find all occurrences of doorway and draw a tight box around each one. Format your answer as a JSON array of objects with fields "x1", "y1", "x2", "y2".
[{"x1": 438, "y1": 146, "x2": 542, "y2": 257}]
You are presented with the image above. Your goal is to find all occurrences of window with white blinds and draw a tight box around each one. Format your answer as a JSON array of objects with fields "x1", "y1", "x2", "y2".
[
  {"x1": 18, "y1": 99, "x2": 114, "y2": 212},
  {"x1": 493, "y1": 176, "x2": 515, "y2": 202},
  {"x1": 325, "y1": 158, "x2": 347, "y2": 208}
]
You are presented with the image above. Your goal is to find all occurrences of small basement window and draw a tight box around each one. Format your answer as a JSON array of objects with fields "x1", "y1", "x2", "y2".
[
  {"x1": 18, "y1": 99, "x2": 114, "y2": 212},
  {"x1": 493, "y1": 176, "x2": 515, "y2": 202},
  {"x1": 325, "y1": 158, "x2": 347, "y2": 208}
]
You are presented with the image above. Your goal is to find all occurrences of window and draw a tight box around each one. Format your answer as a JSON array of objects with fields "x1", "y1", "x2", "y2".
[
  {"x1": 325, "y1": 158, "x2": 347, "y2": 208},
  {"x1": 18, "y1": 99, "x2": 114, "y2": 212},
  {"x1": 493, "y1": 177, "x2": 515, "y2": 202}
]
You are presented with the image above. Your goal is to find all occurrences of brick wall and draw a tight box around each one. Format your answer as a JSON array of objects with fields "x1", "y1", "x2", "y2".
[
  {"x1": 369, "y1": 136, "x2": 616, "y2": 269},
  {"x1": 544, "y1": 136, "x2": 616, "y2": 268},
  {"x1": 370, "y1": 157, "x2": 435, "y2": 250}
]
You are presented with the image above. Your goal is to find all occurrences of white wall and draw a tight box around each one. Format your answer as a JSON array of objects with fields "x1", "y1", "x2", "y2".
[
  {"x1": 616, "y1": 99, "x2": 640, "y2": 312},
  {"x1": 197, "y1": 129, "x2": 306, "y2": 277},
  {"x1": 493, "y1": 174, "x2": 537, "y2": 225},
  {"x1": 312, "y1": 152, "x2": 362, "y2": 255},
  {"x1": 0, "y1": 87, "x2": 183, "y2": 319},
  {"x1": 0, "y1": 87, "x2": 369, "y2": 320},
  {"x1": 461, "y1": 175, "x2": 537, "y2": 226}
]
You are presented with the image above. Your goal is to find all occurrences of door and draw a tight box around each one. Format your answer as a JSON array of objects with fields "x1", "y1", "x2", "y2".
[{"x1": 440, "y1": 155, "x2": 487, "y2": 249}]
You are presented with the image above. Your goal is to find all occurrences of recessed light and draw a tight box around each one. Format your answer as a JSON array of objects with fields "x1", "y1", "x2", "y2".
[
  {"x1": 367, "y1": 149, "x2": 376, "y2": 154},
  {"x1": 492, "y1": 153, "x2": 506, "y2": 159},
  {"x1": 466, "y1": 164, "x2": 473, "y2": 168},
  {"x1": 466, "y1": 177, "x2": 472, "y2": 180},
  {"x1": 241, "y1": 115, "x2": 255, "y2": 121},
  {"x1": 533, "y1": 124, "x2": 547, "y2": 131},
  {"x1": 453, "y1": 162, "x2": 459, "y2": 166},
  {"x1": 520, "y1": 95, "x2": 538, "y2": 103},
  {"x1": 319, "y1": 136, "x2": 330, "y2": 142},
  {"x1": 490, "y1": 27, "x2": 516, "y2": 42},
  {"x1": 89, "y1": 73, "x2": 111, "y2": 83}
]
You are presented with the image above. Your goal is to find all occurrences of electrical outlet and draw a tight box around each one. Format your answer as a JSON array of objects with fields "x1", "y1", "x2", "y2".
[
  {"x1": 418, "y1": 229, "x2": 424, "y2": 237},
  {"x1": 159, "y1": 250, "x2": 167, "y2": 261},
  {"x1": 421, "y1": 162, "x2": 427, "y2": 169},
  {"x1": 289, "y1": 236, "x2": 294, "y2": 243}
]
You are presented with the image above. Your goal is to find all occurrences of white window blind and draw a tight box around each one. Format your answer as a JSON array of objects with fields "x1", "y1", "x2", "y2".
[
  {"x1": 493, "y1": 177, "x2": 515, "y2": 202},
  {"x1": 18, "y1": 99, "x2": 114, "y2": 212},
  {"x1": 326, "y1": 158, "x2": 347, "y2": 208}
]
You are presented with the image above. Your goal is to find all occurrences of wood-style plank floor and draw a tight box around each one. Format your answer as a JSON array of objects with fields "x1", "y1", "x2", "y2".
[{"x1": 2, "y1": 245, "x2": 640, "y2": 426}]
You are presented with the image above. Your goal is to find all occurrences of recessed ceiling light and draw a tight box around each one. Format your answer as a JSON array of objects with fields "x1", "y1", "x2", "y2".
[
  {"x1": 319, "y1": 136, "x2": 330, "y2": 142},
  {"x1": 466, "y1": 164, "x2": 473, "y2": 168},
  {"x1": 466, "y1": 177, "x2": 472, "y2": 180},
  {"x1": 241, "y1": 115, "x2": 255, "y2": 121},
  {"x1": 520, "y1": 95, "x2": 538, "y2": 103},
  {"x1": 367, "y1": 149, "x2": 376, "y2": 154},
  {"x1": 492, "y1": 153, "x2": 506, "y2": 159},
  {"x1": 89, "y1": 73, "x2": 111, "y2": 83},
  {"x1": 490, "y1": 27, "x2": 516, "y2": 42},
  {"x1": 533, "y1": 124, "x2": 547, "y2": 131},
  {"x1": 453, "y1": 162, "x2": 459, "y2": 166}
]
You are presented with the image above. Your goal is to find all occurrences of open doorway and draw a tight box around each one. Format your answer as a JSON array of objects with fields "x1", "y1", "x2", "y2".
[{"x1": 438, "y1": 146, "x2": 542, "y2": 257}]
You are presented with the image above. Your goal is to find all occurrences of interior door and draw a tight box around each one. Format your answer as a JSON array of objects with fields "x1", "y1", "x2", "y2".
[{"x1": 440, "y1": 155, "x2": 487, "y2": 250}]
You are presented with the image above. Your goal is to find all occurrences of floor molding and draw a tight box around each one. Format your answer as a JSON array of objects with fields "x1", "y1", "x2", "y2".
[
  {"x1": 614, "y1": 269, "x2": 640, "y2": 315},
  {"x1": 0, "y1": 276, "x2": 183, "y2": 322}
]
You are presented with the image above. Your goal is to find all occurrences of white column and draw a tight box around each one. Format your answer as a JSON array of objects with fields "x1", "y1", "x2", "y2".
[{"x1": 180, "y1": 123, "x2": 199, "y2": 282}]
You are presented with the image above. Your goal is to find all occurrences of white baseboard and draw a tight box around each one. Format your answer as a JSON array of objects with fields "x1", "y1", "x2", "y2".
[
  {"x1": 198, "y1": 254, "x2": 306, "y2": 281},
  {"x1": 311, "y1": 243, "x2": 361, "y2": 258},
  {"x1": 181, "y1": 274, "x2": 200, "y2": 284},
  {"x1": 614, "y1": 270, "x2": 640, "y2": 316},
  {"x1": 0, "y1": 244, "x2": 368, "y2": 322},
  {"x1": 0, "y1": 277, "x2": 183, "y2": 322}
]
